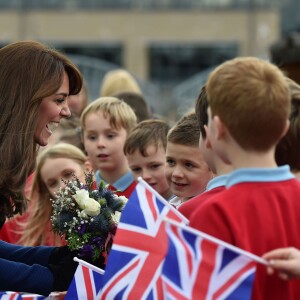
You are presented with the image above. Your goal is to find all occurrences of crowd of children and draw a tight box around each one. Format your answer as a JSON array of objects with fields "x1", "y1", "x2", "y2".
[{"x1": 1, "y1": 48, "x2": 300, "y2": 298}]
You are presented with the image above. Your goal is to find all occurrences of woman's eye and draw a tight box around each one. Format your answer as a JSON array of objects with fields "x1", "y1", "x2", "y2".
[{"x1": 56, "y1": 98, "x2": 65, "y2": 104}]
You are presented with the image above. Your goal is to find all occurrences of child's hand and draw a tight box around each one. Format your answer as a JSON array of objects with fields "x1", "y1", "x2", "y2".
[{"x1": 262, "y1": 247, "x2": 300, "y2": 280}]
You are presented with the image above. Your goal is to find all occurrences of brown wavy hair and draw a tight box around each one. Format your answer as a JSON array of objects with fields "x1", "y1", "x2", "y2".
[{"x1": 0, "y1": 41, "x2": 82, "y2": 223}]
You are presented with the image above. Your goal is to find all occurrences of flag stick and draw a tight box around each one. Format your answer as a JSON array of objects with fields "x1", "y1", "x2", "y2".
[
  {"x1": 74, "y1": 257, "x2": 105, "y2": 274},
  {"x1": 137, "y1": 176, "x2": 189, "y2": 224},
  {"x1": 164, "y1": 218, "x2": 269, "y2": 266}
]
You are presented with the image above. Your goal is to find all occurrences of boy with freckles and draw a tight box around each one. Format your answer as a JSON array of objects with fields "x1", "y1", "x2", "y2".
[{"x1": 80, "y1": 97, "x2": 137, "y2": 198}]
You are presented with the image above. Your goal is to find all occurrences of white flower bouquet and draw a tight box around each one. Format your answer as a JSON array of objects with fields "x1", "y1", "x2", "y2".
[{"x1": 50, "y1": 172, "x2": 127, "y2": 267}]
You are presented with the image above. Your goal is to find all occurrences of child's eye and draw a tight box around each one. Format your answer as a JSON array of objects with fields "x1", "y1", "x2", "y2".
[
  {"x1": 166, "y1": 159, "x2": 175, "y2": 167},
  {"x1": 87, "y1": 135, "x2": 96, "y2": 141},
  {"x1": 107, "y1": 133, "x2": 116, "y2": 139},
  {"x1": 63, "y1": 171, "x2": 74, "y2": 179},
  {"x1": 130, "y1": 167, "x2": 141, "y2": 173},
  {"x1": 185, "y1": 162, "x2": 194, "y2": 169},
  {"x1": 151, "y1": 164, "x2": 161, "y2": 170},
  {"x1": 48, "y1": 181, "x2": 58, "y2": 188}
]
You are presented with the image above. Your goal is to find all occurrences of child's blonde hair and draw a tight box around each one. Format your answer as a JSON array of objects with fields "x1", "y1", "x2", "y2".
[
  {"x1": 18, "y1": 143, "x2": 88, "y2": 246},
  {"x1": 206, "y1": 57, "x2": 290, "y2": 151},
  {"x1": 81, "y1": 97, "x2": 137, "y2": 134},
  {"x1": 124, "y1": 119, "x2": 170, "y2": 156},
  {"x1": 167, "y1": 112, "x2": 200, "y2": 147},
  {"x1": 100, "y1": 69, "x2": 142, "y2": 97}
]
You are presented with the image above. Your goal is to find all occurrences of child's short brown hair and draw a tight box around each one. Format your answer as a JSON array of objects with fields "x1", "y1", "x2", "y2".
[
  {"x1": 275, "y1": 77, "x2": 300, "y2": 170},
  {"x1": 195, "y1": 86, "x2": 209, "y2": 139},
  {"x1": 206, "y1": 57, "x2": 290, "y2": 151},
  {"x1": 114, "y1": 91, "x2": 151, "y2": 123},
  {"x1": 124, "y1": 119, "x2": 170, "y2": 156},
  {"x1": 80, "y1": 97, "x2": 137, "y2": 134},
  {"x1": 167, "y1": 112, "x2": 200, "y2": 147}
]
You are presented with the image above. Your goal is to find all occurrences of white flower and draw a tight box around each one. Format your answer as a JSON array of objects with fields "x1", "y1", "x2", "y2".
[
  {"x1": 112, "y1": 211, "x2": 122, "y2": 223},
  {"x1": 118, "y1": 195, "x2": 128, "y2": 204},
  {"x1": 73, "y1": 189, "x2": 101, "y2": 216}
]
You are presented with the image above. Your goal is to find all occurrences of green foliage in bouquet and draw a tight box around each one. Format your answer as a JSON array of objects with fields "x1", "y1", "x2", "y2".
[{"x1": 51, "y1": 172, "x2": 127, "y2": 265}]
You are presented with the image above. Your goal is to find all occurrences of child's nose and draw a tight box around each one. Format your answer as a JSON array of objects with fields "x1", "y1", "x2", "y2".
[
  {"x1": 172, "y1": 165, "x2": 184, "y2": 178},
  {"x1": 54, "y1": 181, "x2": 64, "y2": 194},
  {"x1": 142, "y1": 170, "x2": 151, "y2": 180},
  {"x1": 97, "y1": 136, "x2": 106, "y2": 148}
]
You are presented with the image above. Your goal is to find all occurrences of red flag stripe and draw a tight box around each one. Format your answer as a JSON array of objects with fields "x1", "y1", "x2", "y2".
[
  {"x1": 155, "y1": 276, "x2": 164, "y2": 300},
  {"x1": 164, "y1": 280, "x2": 190, "y2": 300},
  {"x1": 82, "y1": 265, "x2": 94, "y2": 300},
  {"x1": 212, "y1": 261, "x2": 256, "y2": 299},
  {"x1": 101, "y1": 259, "x2": 140, "y2": 299},
  {"x1": 127, "y1": 225, "x2": 168, "y2": 300},
  {"x1": 145, "y1": 188, "x2": 158, "y2": 221},
  {"x1": 171, "y1": 224, "x2": 193, "y2": 275},
  {"x1": 192, "y1": 239, "x2": 219, "y2": 299}
]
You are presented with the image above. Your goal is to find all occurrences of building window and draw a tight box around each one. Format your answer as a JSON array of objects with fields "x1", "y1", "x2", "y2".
[
  {"x1": 55, "y1": 43, "x2": 123, "y2": 66},
  {"x1": 149, "y1": 43, "x2": 238, "y2": 83}
]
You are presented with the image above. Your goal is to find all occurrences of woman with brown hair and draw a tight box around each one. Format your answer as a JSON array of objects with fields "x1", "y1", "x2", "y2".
[{"x1": 0, "y1": 40, "x2": 82, "y2": 295}]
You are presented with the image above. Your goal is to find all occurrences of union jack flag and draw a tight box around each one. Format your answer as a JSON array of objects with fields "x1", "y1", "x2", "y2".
[
  {"x1": 0, "y1": 292, "x2": 22, "y2": 300},
  {"x1": 162, "y1": 219, "x2": 264, "y2": 300},
  {"x1": 99, "y1": 179, "x2": 188, "y2": 300},
  {"x1": 0, "y1": 292, "x2": 45, "y2": 300},
  {"x1": 65, "y1": 258, "x2": 104, "y2": 300}
]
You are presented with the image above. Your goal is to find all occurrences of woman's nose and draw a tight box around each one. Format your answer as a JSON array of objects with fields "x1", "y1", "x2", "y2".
[{"x1": 60, "y1": 102, "x2": 71, "y2": 118}]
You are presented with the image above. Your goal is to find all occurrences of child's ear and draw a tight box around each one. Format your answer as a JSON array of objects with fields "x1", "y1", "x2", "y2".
[
  {"x1": 204, "y1": 125, "x2": 212, "y2": 149},
  {"x1": 280, "y1": 119, "x2": 290, "y2": 138},
  {"x1": 214, "y1": 115, "x2": 227, "y2": 140},
  {"x1": 84, "y1": 160, "x2": 93, "y2": 172}
]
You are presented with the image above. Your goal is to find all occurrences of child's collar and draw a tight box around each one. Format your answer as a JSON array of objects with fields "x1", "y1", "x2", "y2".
[{"x1": 226, "y1": 165, "x2": 294, "y2": 188}]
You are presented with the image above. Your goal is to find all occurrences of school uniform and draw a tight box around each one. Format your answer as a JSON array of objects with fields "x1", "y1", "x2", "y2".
[
  {"x1": 96, "y1": 170, "x2": 136, "y2": 198},
  {"x1": 178, "y1": 175, "x2": 228, "y2": 220},
  {"x1": 190, "y1": 166, "x2": 300, "y2": 300}
]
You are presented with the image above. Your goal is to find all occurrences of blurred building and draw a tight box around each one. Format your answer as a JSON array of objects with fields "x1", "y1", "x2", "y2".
[{"x1": 0, "y1": 0, "x2": 282, "y2": 116}]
